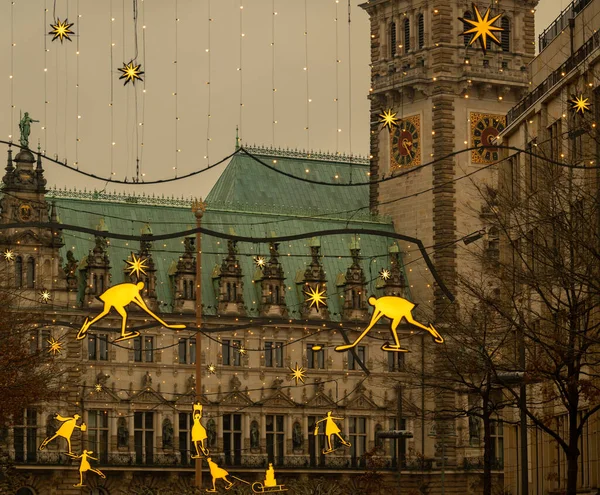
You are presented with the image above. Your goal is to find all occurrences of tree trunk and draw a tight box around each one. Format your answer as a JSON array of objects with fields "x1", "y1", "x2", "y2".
[
  {"x1": 482, "y1": 391, "x2": 492, "y2": 495},
  {"x1": 566, "y1": 409, "x2": 580, "y2": 495}
]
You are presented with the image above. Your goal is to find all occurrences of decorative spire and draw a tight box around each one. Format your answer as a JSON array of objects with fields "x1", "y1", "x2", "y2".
[{"x1": 235, "y1": 125, "x2": 240, "y2": 150}]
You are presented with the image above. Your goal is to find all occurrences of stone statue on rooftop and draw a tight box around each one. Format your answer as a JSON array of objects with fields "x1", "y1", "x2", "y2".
[{"x1": 19, "y1": 112, "x2": 39, "y2": 149}]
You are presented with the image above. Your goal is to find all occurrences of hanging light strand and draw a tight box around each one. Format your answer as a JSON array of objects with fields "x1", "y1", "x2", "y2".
[
  {"x1": 133, "y1": 0, "x2": 140, "y2": 181},
  {"x1": 9, "y1": 0, "x2": 14, "y2": 141},
  {"x1": 110, "y1": 0, "x2": 115, "y2": 177},
  {"x1": 271, "y1": 0, "x2": 276, "y2": 145},
  {"x1": 239, "y1": 0, "x2": 244, "y2": 141},
  {"x1": 205, "y1": 0, "x2": 212, "y2": 162},
  {"x1": 174, "y1": 0, "x2": 179, "y2": 176},
  {"x1": 74, "y1": 0, "x2": 80, "y2": 167},
  {"x1": 139, "y1": 0, "x2": 147, "y2": 179},
  {"x1": 43, "y1": 0, "x2": 48, "y2": 150},
  {"x1": 62, "y1": 0, "x2": 69, "y2": 162},
  {"x1": 335, "y1": 0, "x2": 340, "y2": 154},
  {"x1": 347, "y1": 0, "x2": 353, "y2": 183},
  {"x1": 304, "y1": 0, "x2": 310, "y2": 151}
]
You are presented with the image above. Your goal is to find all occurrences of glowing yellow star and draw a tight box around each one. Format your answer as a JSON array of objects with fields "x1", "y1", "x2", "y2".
[
  {"x1": 3, "y1": 249, "x2": 15, "y2": 261},
  {"x1": 49, "y1": 18, "x2": 75, "y2": 43},
  {"x1": 118, "y1": 60, "x2": 144, "y2": 86},
  {"x1": 379, "y1": 109, "x2": 399, "y2": 130},
  {"x1": 570, "y1": 95, "x2": 591, "y2": 115},
  {"x1": 125, "y1": 252, "x2": 149, "y2": 278},
  {"x1": 458, "y1": 4, "x2": 503, "y2": 54},
  {"x1": 207, "y1": 363, "x2": 216, "y2": 374},
  {"x1": 254, "y1": 256, "x2": 266, "y2": 268},
  {"x1": 47, "y1": 337, "x2": 62, "y2": 355},
  {"x1": 94, "y1": 384, "x2": 103, "y2": 392},
  {"x1": 237, "y1": 345, "x2": 247, "y2": 356},
  {"x1": 289, "y1": 363, "x2": 307, "y2": 385},
  {"x1": 304, "y1": 284, "x2": 327, "y2": 311},
  {"x1": 379, "y1": 269, "x2": 391, "y2": 281},
  {"x1": 40, "y1": 290, "x2": 52, "y2": 304}
]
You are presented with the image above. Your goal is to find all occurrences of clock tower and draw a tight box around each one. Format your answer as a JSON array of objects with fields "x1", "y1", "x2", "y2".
[{"x1": 361, "y1": 0, "x2": 538, "y2": 476}]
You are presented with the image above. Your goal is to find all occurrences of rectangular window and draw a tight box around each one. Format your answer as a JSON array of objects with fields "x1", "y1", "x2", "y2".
[
  {"x1": 13, "y1": 409, "x2": 37, "y2": 463},
  {"x1": 88, "y1": 410, "x2": 109, "y2": 464},
  {"x1": 349, "y1": 417, "x2": 367, "y2": 467},
  {"x1": 390, "y1": 22, "x2": 397, "y2": 57},
  {"x1": 144, "y1": 337, "x2": 153, "y2": 363},
  {"x1": 178, "y1": 338, "x2": 196, "y2": 364},
  {"x1": 134, "y1": 336, "x2": 153, "y2": 362},
  {"x1": 134, "y1": 412, "x2": 154, "y2": 465},
  {"x1": 307, "y1": 344, "x2": 324, "y2": 369},
  {"x1": 548, "y1": 120, "x2": 561, "y2": 161},
  {"x1": 388, "y1": 352, "x2": 405, "y2": 372},
  {"x1": 265, "y1": 341, "x2": 283, "y2": 368},
  {"x1": 308, "y1": 415, "x2": 326, "y2": 467},
  {"x1": 266, "y1": 414, "x2": 285, "y2": 466},
  {"x1": 526, "y1": 140, "x2": 537, "y2": 193},
  {"x1": 222, "y1": 339, "x2": 242, "y2": 366},
  {"x1": 179, "y1": 412, "x2": 192, "y2": 465},
  {"x1": 490, "y1": 418, "x2": 504, "y2": 469},
  {"x1": 348, "y1": 346, "x2": 366, "y2": 370},
  {"x1": 88, "y1": 335, "x2": 108, "y2": 361},
  {"x1": 29, "y1": 331, "x2": 38, "y2": 354},
  {"x1": 389, "y1": 417, "x2": 407, "y2": 468},
  {"x1": 223, "y1": 414, "x2": 243, "y2": 466}
]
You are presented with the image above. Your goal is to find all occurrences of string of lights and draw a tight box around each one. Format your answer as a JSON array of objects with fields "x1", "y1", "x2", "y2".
[
  {"x1": 9, "y1": 0, "x2": 15, "y2": 141},
  {"x1": 109, "y1": 0, "x2": 115, "y2": 177},
  {"x1": 205, "y1": 0, "x2": 212, "y2": 163},
  {"x1": 43, "y1": 0, "x2": 49, "y2": 150},
  {"x1": 347, "y1": 0, "x2": 352, "y2": 167},
  {"x1": 271, "y1": 0, "x2": 276, "y2": 145},
  {"x1": 335, "y1": 0, "x2": 340, "y2": 153},
  {"x1": 174, "y1": 0, "x2": 179, "y2": 177},
  {"x1": 133, "y1": 0, "x2": 141, "y2": 182},
  {"x1": 238, "y1": 0, "x2": 244, "y2": 141},
  {"x1": 74, "y1": 0, "x2": 80, "y2": 167},
  {"x1": 139, "y1": 0, "x2": 147, "y2": 176},
  {"x1": 303, "y1": 0, "x2": 310, "y2": 151},
  {"x1": 62, "y1": 0, "x2": 69, "y2": 162}
]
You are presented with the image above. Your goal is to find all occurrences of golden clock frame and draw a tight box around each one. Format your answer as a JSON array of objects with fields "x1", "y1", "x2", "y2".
[
  {"x1": 470, "y1": 112, "x2": 506, "y2": 164},
  {"x1": 390, "y1": 114, "x2": 421, "y2": 171}
]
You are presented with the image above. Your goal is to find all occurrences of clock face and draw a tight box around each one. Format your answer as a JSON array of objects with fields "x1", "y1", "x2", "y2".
[
  {"x1": 390, "y1": 115, "x2": 421, "y2": 170},
  {"x1": 470, "y1": 112, "x2": 506, "y2": 163}
]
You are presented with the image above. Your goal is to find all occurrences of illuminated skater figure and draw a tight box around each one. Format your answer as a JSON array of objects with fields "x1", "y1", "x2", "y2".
[
  {"x1": 314, "y1": 411, "x2": 351, "y2": 454},
  {"x1": 205, "y1": 457, "x2": 233, "y2": 492},
  {"x1": 39, "y1": 413, "x2": 87, "y2": 456},
  {"x1": 76, "y1": 282, "x2": 185, "y2": 342},
  {"x1": 73, "y1": 450, "x2": 106, "y2": 487},
  {"x1": 191, "y1": 402, "x2": 210, "y2": 459},
  {"x1": 335, "y1": 295, "x2": 444, "y2": 353}
]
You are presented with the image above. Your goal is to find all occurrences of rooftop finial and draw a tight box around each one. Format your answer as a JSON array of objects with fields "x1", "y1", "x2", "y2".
[{"x1": 235, "y1": 125, "x2": 240, "y2": 150}]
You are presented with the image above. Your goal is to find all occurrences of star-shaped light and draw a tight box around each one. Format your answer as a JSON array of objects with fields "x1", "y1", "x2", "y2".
[
  {"x1": 125, "y1": 252, "x2": 149, "y2": 278},
  {"x1": 304, "y1": 284, "x2": 327, "y2": 311},
  {"x1": 207, "y1": 363, "x2": 216, "y2": 374},
  {"x1": 254, "y1": 256, "x2": 266, "y2": 268},
  {"x1": 3, "y1": 249, "x2": 15, "y2": 262},
  {"x1": 94, "y1": 384, "x2": 103, "y2": 392},
  {"x1": 118, "y1": 60, "x2": 144, "y2": 86},
  {"x1": 40, "y1": 289, "x2": 52, "y2": 304},
  {"x1": 458, "y1": 4, "x2": 503, "y2": 55},
  {"x1": 237, "y1": 345, "x2": 247, "y2": 356},
  {"x1": 289, "y1": 363, "x2": 307, "y2": 385},
  {"x1": 570, "y1": 95, "x2": 591, "y2": 115},
  {"x1": 379, "y1": 109, "x2": 399, "y2": 130},
  {"x1": 379, "y1": 268, "x2": 391, "y2": 281},
  {"x1": 49, "y1": 18, "x2": 75, "y2": 43},
  {"x1": 47, "y1": 337, "x2": 62, "y2": 355}
]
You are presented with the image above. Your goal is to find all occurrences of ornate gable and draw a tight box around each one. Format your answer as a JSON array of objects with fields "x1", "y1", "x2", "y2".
[
  {"x1": 221, "y1": 390, "x2": 254, "y2": 407},
  {"x1": 129, "y1": 387, "x2": 167, "y2": 404},
  {"x1": 261, "y1": 390, "x2": 297, "y2": 408},
  {"x1": 345, "y1": 392, "x2": 379, "y2": 411},
  {"x1": 174, "y1": 391, "x2": 211, "y2": 406},
  {"x1": 305, "y1": 391, "x2": 336, "y2": 408},
  {"x1": 89, "y1": 387, "x2": 121, "y2": 403}
]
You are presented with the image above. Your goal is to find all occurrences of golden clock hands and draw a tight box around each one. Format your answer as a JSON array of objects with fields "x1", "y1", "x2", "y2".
[{"x1": 402, "y1": 138, "x2": 413, "y2": 154}]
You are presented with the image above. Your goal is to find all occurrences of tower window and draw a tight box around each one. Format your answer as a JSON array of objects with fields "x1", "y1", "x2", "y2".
[
  {"x1": 462, "y1": 12, "x2": 473, "y2": 46},
  {"x1": 501, "y1": 17, "x2": 510, "y2": 52},
  {"x1": 390, "y1": 22, "x2": 397, "y2": 57},
  {"x1": 26, "y1": 258, "x2": 35, "y2": 288},
  {"x1": 15, "y1": 256, "x2": 23, "y2": 287},
  {"x1": 418, "y1": 14, "x2": 424, "y2": 49},
  {"x1": 403, "y1": 18, "x2": 410, "y2": 52}
]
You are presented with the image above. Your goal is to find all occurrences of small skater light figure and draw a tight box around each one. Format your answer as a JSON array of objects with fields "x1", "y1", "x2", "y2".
[
  {"x1": 39, "y1": 413, "x2": 87, "y2": 456},
  {"x1": 205, "y1": 457, "x2": 233, "y2": 492},
  {"x1": 73, "y1": 450, "x2": 106, "y2": 487},
  {"x1": 76, "y1": 282, "x2": 185, "y2": 342},
  {"x1": 191, "y1": 402, "x2": 210, "y2": 459},
  {"x1": 264, "y1": 463, "x2": 277, "y2": 487},
  {"x1": 335, "y1": 295, "x2": 443, "y2": 353},
  {"x1": 314, "y1": 411, "x2": 351, "y2": 454}
]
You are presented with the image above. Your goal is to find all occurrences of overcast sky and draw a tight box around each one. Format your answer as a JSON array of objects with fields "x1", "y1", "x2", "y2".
[{"x1": 0, "y1": 0, "x2": 563, "y2": 200}]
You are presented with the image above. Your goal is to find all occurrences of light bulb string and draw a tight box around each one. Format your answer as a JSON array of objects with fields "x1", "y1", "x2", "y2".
[
  {"x1": 239, "y1": 0, "x2": 244, "y2": 140},
  {"x1": 43, "y1": 0, "x2": 48, "y2": 151},
  {"x1": 10, "y1": 0, "x2": 14, "y2": 142},
  {"x1": 347, "y1": 0, "x2": 353, "y2": 184},
  {"x1": 304, "y1": 0, "x2": 310, "y2": 151},
  {"x1": 271, "y1": 0, "x2": 276, "y2": 145},
  {"x1": 335, "y1": 0, "x2": 339, "y2": 154},
  {"x1": 109, "y1": 0, "x2": 115, "y2": 177},
  {"x1": 174, "y1": 0, "x2": 179, "y2": 177},
  {"x1": 139, "y1": 0, "x2": 146, "y2": 176},
  {"x1": 74, "y1": 0, "x2": 80, "y2": 168},
  {"x1": 206, "y1": 0, "x2": 212, "y2": 164}
]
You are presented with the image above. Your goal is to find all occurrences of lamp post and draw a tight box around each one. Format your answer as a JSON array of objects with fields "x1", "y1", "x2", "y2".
[{"x1": 192, "y1": 199, "x2": 206, "y2": 489}]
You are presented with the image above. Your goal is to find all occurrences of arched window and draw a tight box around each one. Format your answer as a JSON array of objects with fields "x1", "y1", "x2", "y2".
[
  {"x1": 98, "y1": 275, "x2": 105, "y2": 294},
  {"x1": 403, "y1": 18, "x2": 410, "y2": 52},
  {"x1": 275, "y1": 285, "x2": 281, "y2": 305},
  {"x1": 226, "y1": 282, "x2": 232, "y2": 302},
  {"x1": 89, "y1": 489, "x2": 109, "y2": 495},
  {"x1": 92, "y1": 274, "x2": 98, "y2": 294},
  {"x1": 462, "y1": 11, "x2": 473, "y2": 46},
  {"x1": 233, "y1": 283, "x2": 238, "y2": 301},
  {"x1": 15, "y1": 256, "x2": 23, "y2": 287},
  {"x1": 417, "y1": 14, "x2": 424, "y2": 49},
  {"x1": 390, "y1": 22, "x2": 397, "y2": 57},
  {"x1": 501, "y1": 17, "x2": 510, "y2": 52},
  {"x1": 16, "y1": 488, "x2": 36, "y2": 495},
  {"x1": 26, "y1": 258, "x2": 35, "y2": 288},
  {"x1": 268, "y1": 284, "x2": 274, "y2": 304}
]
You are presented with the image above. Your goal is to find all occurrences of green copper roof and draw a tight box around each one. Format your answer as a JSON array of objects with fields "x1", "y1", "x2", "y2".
[{"x1": 48, "y1": 149, "x2": 405, "y2": 319}]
